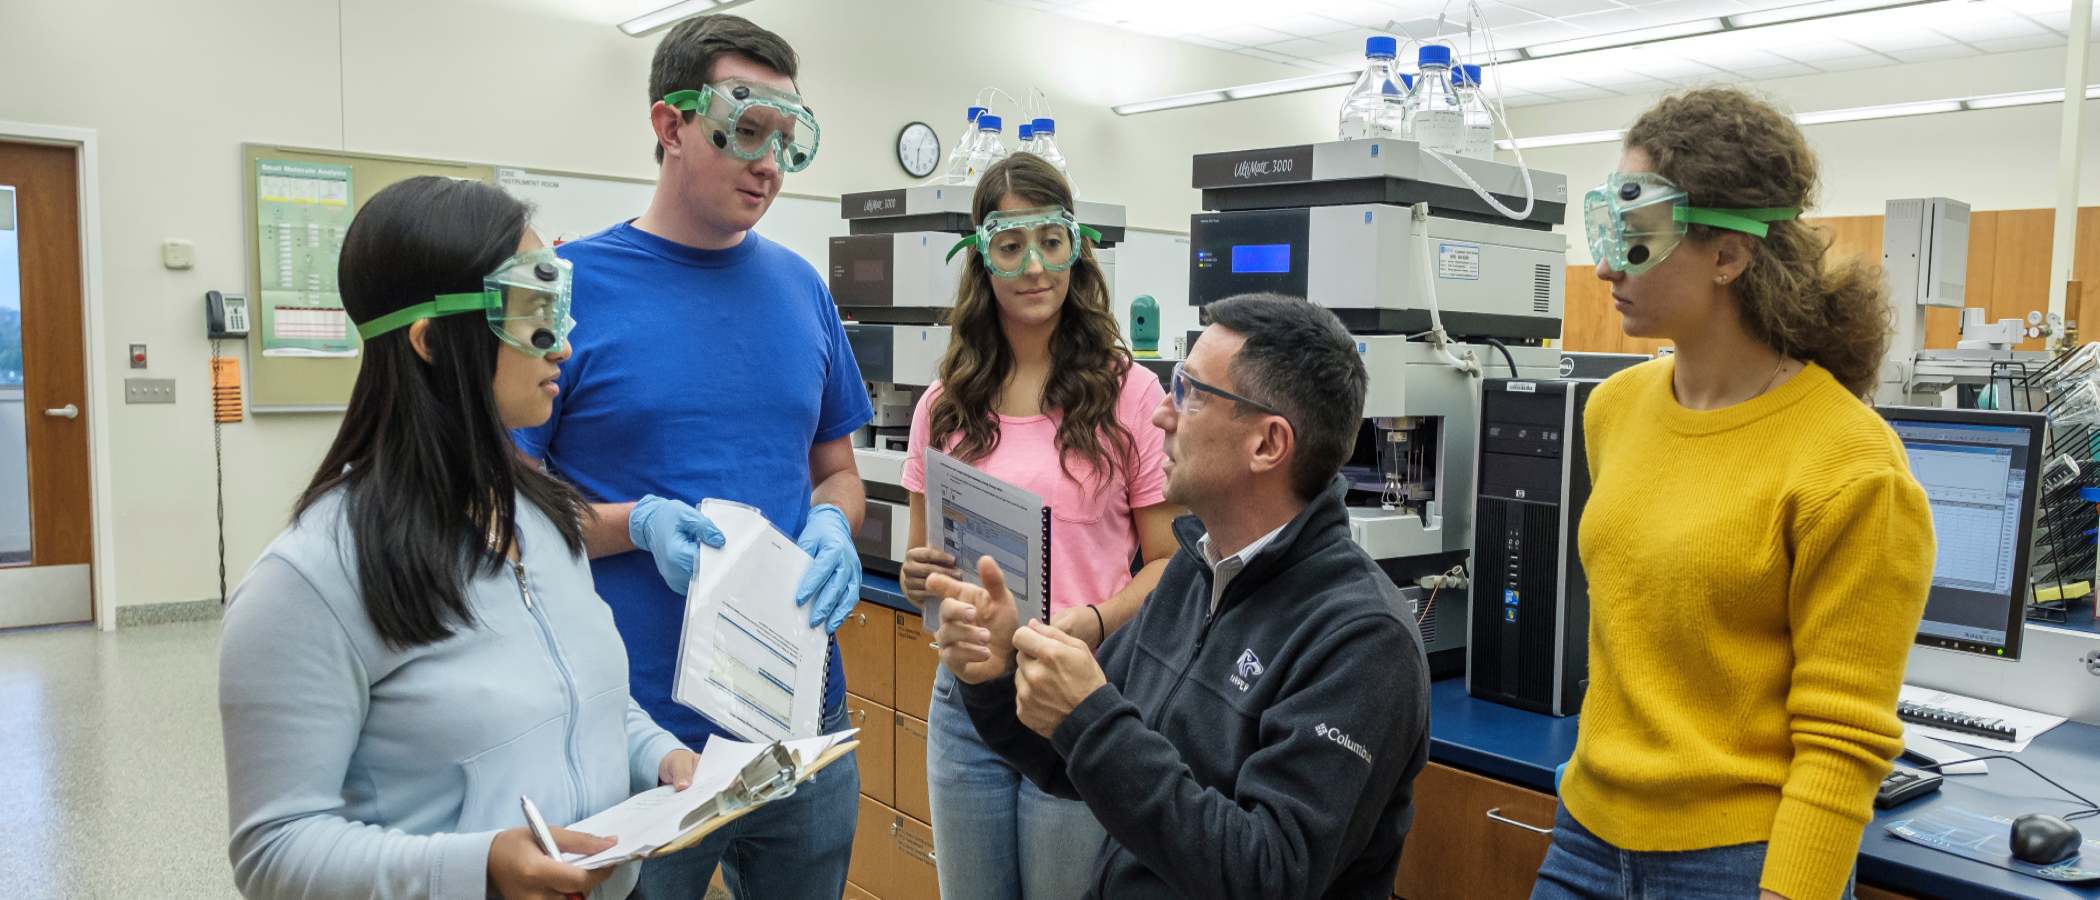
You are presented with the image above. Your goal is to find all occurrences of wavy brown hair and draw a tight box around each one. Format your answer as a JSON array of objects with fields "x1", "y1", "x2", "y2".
[
  {"x1": 1625, "y1": 87, "x2": 1891, "y2": 397},
  {"x1": 927, "y1": 152, "x2": 1135, "y2": 485}
]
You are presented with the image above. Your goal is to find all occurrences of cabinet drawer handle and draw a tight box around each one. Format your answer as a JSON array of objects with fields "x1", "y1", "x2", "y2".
[
  {"x1": 853, "y1": 611, "x2": 867, "y2": 626},
  {"x1": 853, "y1": 708, "x2": 867, "y2": 725},
  {"x1": 1485, "y1": 808, "x2": 1553, "y2": 835},
  {"x1": 889, "y1": 821, "x2": 937, "y2": 862}
]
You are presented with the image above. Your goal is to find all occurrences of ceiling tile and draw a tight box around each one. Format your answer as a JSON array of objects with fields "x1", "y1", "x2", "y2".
[
  {"x1": 1234, "y1": 47, "x2": 1336, "y2": 69},
  {"x1": 1631, "y1": 0, "x2": 1748, "y2": 21},
  {"x1": 1572, "y1": 68, "x2": 1676, "y2": 91},
  {"x1": 1797, "y1": 52, "x2": 1901, "y2": 71},
  {"x1": 1886, "y1": 42, "x2": 1983, "y2": 62},
  {"x1": 1262, "y1": 36, "x2": 1348, "y2": 57},
  {"x1": 1201, "y1": 23, "x2": 1301, "y2": 45},
  {"x1": 1768, "y1": 38, "x2": 1878, "y2": 61},
  {"x1": 1847, "y1": 27, "x2": 1957, "y2": 52},
  {"x1": 1381, "y1": 0, "x2": 1463, "y2": 19},
  {"x1": 1180, "y1": 34, "x2": 1247, "y2": 50},
  {"x1": 1971, "y1": 32, "x2": 2073, "y2": 52},
  {"x1": 1254, "y1": 12, "x2": 1366, "y2": 36},
  {"x1": 1731, "y1": 60, "x2": 1820, "y2": 79},
  {"x1": 1503, "y1": 0, "x2": 1631, "y2": 17},
  {"x1": 1467, "y1": 3, "x2": 1555, "y2": 27},
  {"x1": 1558, "y1": 6, "x2": 1677, "y2": 33},
  {"x1": 1490, "y1": 18, "x2": 1593, "y2": 47},
  {"x1": 1496, "y1": 73, "x2": 1596, "y2": 94},
  {"x1": 1313, "y1": 1, "x2": 1421, "y2": 29},
  {"x1": 1621, "y1": 53, "x2": 1726, "y2": 80},
  {"x1": 1551, "y1": 84, "x2": 1624, "y2": 99}
]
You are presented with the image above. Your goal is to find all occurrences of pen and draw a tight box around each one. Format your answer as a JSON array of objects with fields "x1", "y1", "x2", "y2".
[{"x1": 520, "y1": 795, "x2": 586, "y2": 900}]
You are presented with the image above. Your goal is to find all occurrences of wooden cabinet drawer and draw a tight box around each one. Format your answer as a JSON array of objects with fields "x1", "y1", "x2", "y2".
[
  {"x1": 847, "y1": 692, "x2": 895, "y2": 808},
  {"x1": 1395, "y1": 763, "x2": 1556, "y2": 900},
  {"x1": 895, "y1": 710, "x2": 932, "y2": 824},
  {"x1": 849, "y1": 795, "x2": 941, "y2": 900},
  {"x1": 843, "y1": 882, "x2": 879, "y2": 900},
  {"x1": 893, "y1": 611, "x2": 940, "y2": 721},
  {"x1": 840, "y1": 602, "x2": 896, "y2": 708}
]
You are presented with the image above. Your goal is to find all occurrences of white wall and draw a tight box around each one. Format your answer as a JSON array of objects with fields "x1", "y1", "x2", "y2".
[
  {"x1": 1499, "y1": 41, "x2": 2100, "y2": 263},
  {"x1": 0, "y1": 0, "x2": 1333, "y2": 612},
  {"x1": 0, "y1": 0, "x2": 2090, "y2": 613}
]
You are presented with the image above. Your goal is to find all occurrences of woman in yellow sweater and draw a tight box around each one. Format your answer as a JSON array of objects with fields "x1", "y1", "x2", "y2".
[{"x1": 1531, "y1": 88, "x2": 1935, "y2": 900}]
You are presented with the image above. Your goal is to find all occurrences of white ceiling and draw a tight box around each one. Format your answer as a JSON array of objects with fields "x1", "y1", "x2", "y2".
[{"x1": 984, "y1": 0, "x2": 2087, "y2": 105}]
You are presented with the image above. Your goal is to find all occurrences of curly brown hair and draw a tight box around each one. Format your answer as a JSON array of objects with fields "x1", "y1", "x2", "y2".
[
  {"x1": 926, "y1": 153, "x2": 1135, "y2": 486},
  {"x1": 1624, "y1": 87, "x2": 1890, "y2": 397}
]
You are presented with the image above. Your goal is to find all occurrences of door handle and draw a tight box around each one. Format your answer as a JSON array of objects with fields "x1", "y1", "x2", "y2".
[
  {"x1": 43, "y1": 404, "x2": 79, "y2": 419},
  {"x1": 1485, "y1": 807, "x2": 1554, "y2": 835}
]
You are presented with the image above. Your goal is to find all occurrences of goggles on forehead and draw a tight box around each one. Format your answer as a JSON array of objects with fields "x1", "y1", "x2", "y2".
[
  {"x1": 664, "y1": 80, "x2": 820, "y2": 173},
  {"x1": 1584, "y1": 172, "x2": 1799, "y2": 277},
  {"x1": 356, "y1": 247, "x2": 576, "y2": 358},
  {"x1": 944, "y1": 205, "x2": 1103, "y2": 279}
]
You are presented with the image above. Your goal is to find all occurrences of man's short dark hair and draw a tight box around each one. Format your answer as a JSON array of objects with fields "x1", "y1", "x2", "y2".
[
  {"x1": 1202, "y1": 294, "x2": 1367, "y2": 500},
  {"x1": 649, "y1": 15, "x2": 800, "y2": 163}
]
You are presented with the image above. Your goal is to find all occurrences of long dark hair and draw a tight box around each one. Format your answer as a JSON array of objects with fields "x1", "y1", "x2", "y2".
[
  {"x1": 296, "y1": 176, "x2": 588, "y2": 649},
  {"x1": 1625, "y1": 88, "x2": 1890, "y2": 397},
  {"x1": 928, "y1": 153, "x2": 1134, "y2": 485}
]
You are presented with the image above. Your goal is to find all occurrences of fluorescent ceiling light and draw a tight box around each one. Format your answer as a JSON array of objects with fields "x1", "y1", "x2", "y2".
[
  {"x1": 1112, "y1": 90, "x2": 1230, "y2": 115},
  {"x1": 1723, "y1": 0, "x2": 1935, "y2": 28},
  {"x1": 1496, "y1": 129, "x2": 1625, "y2": 150},
  {"x1": 1793, "y1": 99, "x2": 1961, "y2": 125},
  {"x1": 621, "y1": 0, "x2": 745, "y2": 37},
  {"x1": 1226, "y1": 71, "x2": 1358, "y2": 100},
  {"x1": 1963, "y1": 88, "x2": 2065, "y2": 109},
  {"x1": 1524, "y1": 18, "x2": 1724, "y2": 57}
]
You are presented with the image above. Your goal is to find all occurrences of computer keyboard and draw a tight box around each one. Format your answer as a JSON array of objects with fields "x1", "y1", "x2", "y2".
[{"x1": 1898, "y1": 699, "x2": 2018, "y2": 742}]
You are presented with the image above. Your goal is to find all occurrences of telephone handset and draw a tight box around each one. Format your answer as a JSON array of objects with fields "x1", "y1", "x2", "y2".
[{"x1": 206, "y1": 291, "x2": 250, "y2": 339}]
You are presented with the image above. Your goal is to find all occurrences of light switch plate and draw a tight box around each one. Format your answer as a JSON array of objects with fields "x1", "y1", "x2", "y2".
[{"x1": 124, "y1": 378, "x2": 175, "y2": 404}]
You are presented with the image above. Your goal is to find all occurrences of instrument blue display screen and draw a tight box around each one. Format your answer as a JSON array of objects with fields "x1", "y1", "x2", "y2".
[{"x1": 1230, "y1": 243, "x2": 1291, "y2": 274}]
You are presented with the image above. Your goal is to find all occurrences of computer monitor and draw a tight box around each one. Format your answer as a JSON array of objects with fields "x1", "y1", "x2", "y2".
[{"x1": 1878, "y1": 406, "x2": 2047, "y2": 659}]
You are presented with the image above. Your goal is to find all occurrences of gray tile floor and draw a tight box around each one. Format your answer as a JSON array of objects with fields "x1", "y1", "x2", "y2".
[
  {"x1": 0, "y1": 620, "x2": 239, "y2": 899},
  {"x1": 0, "y1": 620, "x2": 741, "y2": 900}
]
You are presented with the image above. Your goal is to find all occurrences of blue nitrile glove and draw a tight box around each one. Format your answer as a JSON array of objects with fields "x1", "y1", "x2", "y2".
[
  {"x1": 629, "y1": 495, "x2": 726, "y2": 596},
  {"x1": 795, "y1": 504, "x2": 862, "y2": 633}
]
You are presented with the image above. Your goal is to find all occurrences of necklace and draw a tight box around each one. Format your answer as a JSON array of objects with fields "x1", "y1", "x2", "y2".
[{"x1": 1750, "y1": 355, "x2": 1788, "y2": 402}]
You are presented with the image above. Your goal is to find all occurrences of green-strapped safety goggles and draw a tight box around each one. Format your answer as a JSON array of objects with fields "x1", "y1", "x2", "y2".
[
  {"x1": 356, "y1": 247, "x2": 575, "y2": 358},
  {"x1": 664, "y1": 80, "x2": 820, "y2": 173},
  {"x1": 1584, "y1": 172, "x2": 1799, "y2": 277},
  {"x1": 944, "y1": 205, "x2": 1103, "y2": 279}
]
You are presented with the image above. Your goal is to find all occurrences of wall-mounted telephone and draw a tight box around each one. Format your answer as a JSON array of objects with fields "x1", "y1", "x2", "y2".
[{"x1": 206, "y1": 290, "x2": 250, "y2": 339}]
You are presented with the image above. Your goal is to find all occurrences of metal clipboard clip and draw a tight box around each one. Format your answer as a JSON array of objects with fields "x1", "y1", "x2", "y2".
[{"x1": 676, "y1": 742, "x2": 801, "y2": 832}]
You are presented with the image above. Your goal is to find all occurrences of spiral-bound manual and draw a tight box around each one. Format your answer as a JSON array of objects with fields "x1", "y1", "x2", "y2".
[{"x1": 924, "y1": 449, "x2": 1052, "y2": 626}]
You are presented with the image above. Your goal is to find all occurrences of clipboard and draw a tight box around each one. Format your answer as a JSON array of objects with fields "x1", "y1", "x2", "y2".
[{"x1": 563, "y1": 733, "x2": 861, "y2": 869}]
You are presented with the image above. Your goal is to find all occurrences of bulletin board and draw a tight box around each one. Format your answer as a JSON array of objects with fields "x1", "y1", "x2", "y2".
[{"x1": 240, "y1": 144, "x2": 494, "y2": 412}]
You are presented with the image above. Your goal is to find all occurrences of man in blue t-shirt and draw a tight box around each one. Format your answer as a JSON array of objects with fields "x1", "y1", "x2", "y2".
[{"x1": 512, "y1": 14, "x2": 871, "y2": 898}]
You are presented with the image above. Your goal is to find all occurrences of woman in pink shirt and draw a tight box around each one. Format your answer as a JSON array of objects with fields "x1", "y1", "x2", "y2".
[{"x1": 900, "y1": 152, "x2": 1178, "y2": 899}]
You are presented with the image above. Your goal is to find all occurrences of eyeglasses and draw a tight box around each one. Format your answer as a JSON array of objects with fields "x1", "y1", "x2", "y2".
[{"x1": 1171, "y1": 361, "x2": 1285, "y2": 420}]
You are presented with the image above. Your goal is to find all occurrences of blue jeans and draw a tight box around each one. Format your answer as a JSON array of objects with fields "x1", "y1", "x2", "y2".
[
  {"x1": 927, "y1": 666, "x2": 1107, "y2": 900},
  {"x1": 633, "y1": 703, "x2": 859, "y2": 899},
  {"x1": 1531, "y1": 805, "x2": 1854, "y2": 900}
]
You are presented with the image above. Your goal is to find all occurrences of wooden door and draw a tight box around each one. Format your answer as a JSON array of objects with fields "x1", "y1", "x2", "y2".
[{"x1": 0, "y1": 140, "x2": 92, "y2": 628}]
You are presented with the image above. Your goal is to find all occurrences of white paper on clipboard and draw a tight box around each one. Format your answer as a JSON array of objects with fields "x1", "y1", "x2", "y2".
[
  {"x1": 923, "y1": 449, "x2": 1051, "y2": 630},
  {"x1": 673, "y1": 500, "x2": 826, "y2": 742}
]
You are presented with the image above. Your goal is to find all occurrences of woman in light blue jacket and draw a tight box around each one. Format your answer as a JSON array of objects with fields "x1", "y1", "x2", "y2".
[{"x1": 219, "y1": 176, "x2": 697, "y2": 900}]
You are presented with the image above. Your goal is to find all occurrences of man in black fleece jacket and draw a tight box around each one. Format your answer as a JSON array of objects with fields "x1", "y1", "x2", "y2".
[{"x1": 930, "y1": 293, "x2": 1432, "y2": 900}]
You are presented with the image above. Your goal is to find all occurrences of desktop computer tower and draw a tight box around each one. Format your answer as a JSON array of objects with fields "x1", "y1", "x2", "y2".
[{"x1": 1469, "y1": 378, "x2": 1598, "y2": 716}]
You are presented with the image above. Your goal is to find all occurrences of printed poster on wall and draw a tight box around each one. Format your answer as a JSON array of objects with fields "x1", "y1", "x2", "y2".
[{"x1": 255, "y1": 159, "x2": 357, "y2": 357}]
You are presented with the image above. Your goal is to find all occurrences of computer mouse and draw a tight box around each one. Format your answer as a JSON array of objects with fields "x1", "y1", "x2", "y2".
[{"x1": 2009, "y1": 813, "x2": 2084, "y2": 865}]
